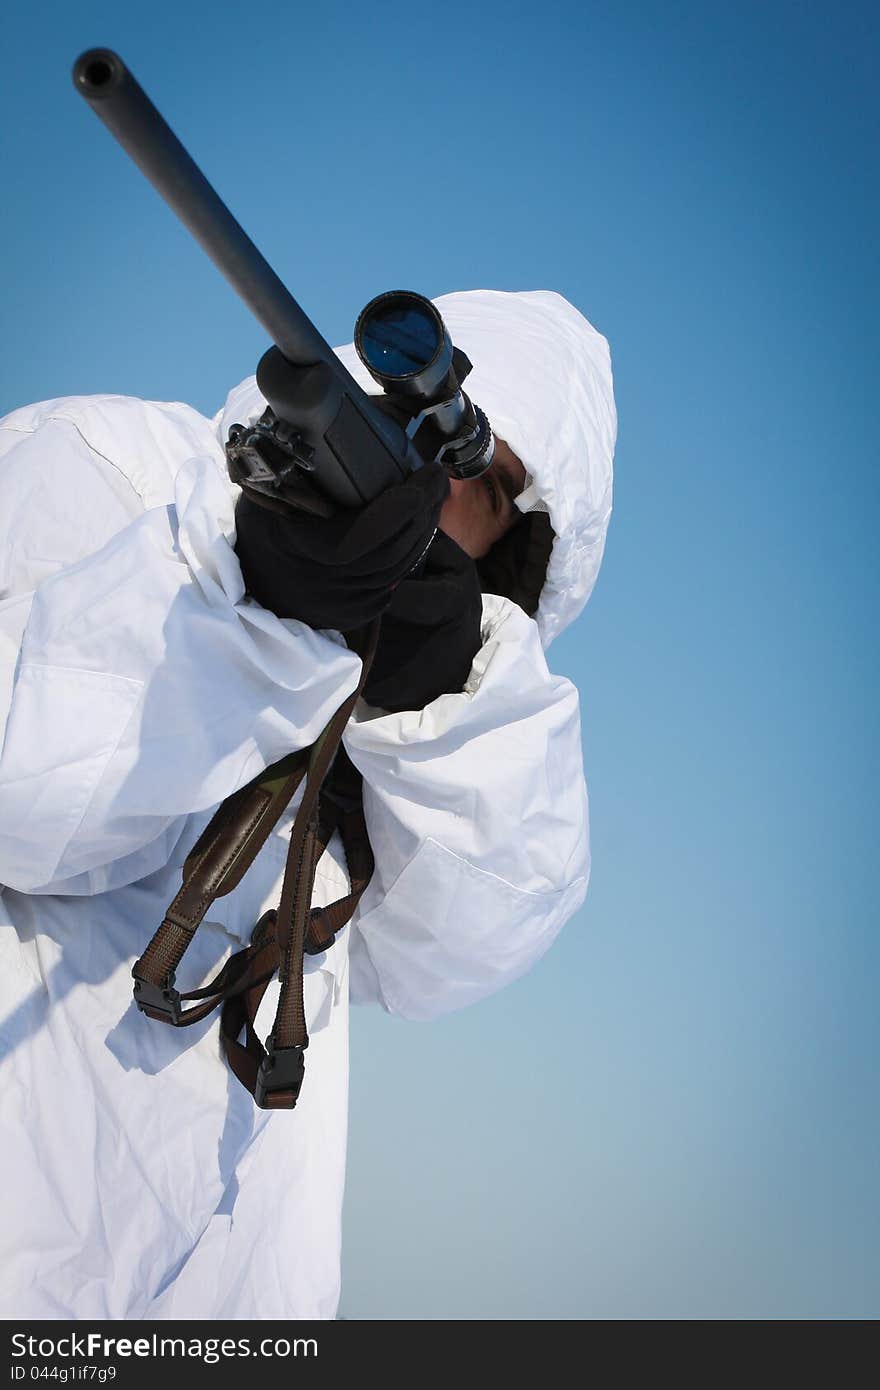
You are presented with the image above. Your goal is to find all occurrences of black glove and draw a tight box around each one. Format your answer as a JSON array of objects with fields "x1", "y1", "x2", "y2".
[
  {"x1": 234, "y1": 463, "x2": 449, "y2": 631},
  {"x1": 362, "y1": 530, "x2": 484, "y2": 713}
]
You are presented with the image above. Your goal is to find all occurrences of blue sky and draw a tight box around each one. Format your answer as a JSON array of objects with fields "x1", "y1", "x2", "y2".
[{"x1": 2, "y1": 0, "x2": 877, "y2": 1317}]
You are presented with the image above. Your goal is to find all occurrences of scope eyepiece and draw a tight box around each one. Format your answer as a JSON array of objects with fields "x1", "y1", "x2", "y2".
[
  {"x1": 355, "y1": 291, "x2": 453, "y2": 401},
  {"x1": 355, "y1": 290, "x2": 494, "y2": 481}
]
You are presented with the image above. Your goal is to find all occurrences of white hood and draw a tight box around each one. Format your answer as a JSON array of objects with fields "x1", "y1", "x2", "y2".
[{"x1": 217, "y1": 289, "x2": 616, "y2": 648}]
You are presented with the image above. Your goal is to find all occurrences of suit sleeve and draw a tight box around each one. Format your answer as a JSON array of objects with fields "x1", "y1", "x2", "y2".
[
  {"x1": 0, "y1": 400, "x2": 361, "y2": 895},
  {"x1": 343, "y1": 593, "x2": 589, "y2": 1019}
]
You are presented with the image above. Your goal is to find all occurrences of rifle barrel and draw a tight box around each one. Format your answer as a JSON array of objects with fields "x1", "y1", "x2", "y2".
[{"x1": 72, "y1": 49, "x2": 332, "y2": 368}]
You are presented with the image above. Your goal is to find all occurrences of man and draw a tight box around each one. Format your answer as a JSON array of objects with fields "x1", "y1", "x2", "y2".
[{"x1": 0, "y1": 288, "x2": 616, "y2": 1319}]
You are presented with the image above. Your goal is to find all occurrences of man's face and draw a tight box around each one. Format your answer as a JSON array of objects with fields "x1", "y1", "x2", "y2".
[{"x1": 438, "y1": 437, "x2": 528, "y2": 559}]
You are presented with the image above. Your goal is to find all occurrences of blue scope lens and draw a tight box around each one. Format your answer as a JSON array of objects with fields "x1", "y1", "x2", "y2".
[{"x1": 358, "y1": 299, "x2": 440, "y2": 378}]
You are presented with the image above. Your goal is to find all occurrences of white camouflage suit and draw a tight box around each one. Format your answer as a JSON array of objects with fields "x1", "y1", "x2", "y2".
[{"x1": 0, "y1": 290, "x2": 615, "y2": 1319}]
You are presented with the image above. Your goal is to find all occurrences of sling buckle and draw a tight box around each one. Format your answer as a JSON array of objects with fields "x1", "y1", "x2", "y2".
[
  {"x1": 255, "y1": 1038, "x2": 306, "y2": 1109},
  {"x1": 132, "y1": 971, "x2": 182, "y2": 1025},
  {"x1": 304, "y1": 906, "x2": 336, "y2": 956}
]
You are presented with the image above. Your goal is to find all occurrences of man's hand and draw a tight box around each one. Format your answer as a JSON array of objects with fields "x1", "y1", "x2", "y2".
[{"x1": 234, "y1": 463, "x2": 449, "y2": 631}]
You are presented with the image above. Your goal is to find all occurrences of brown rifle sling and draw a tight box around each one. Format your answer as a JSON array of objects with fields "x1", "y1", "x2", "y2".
[
  {"x1": 218, "y1": 770, "x2": 374, "y2": 1107},
  {"x1": 131, "y1": 619, "x2": 379, "y2": 1108}
]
